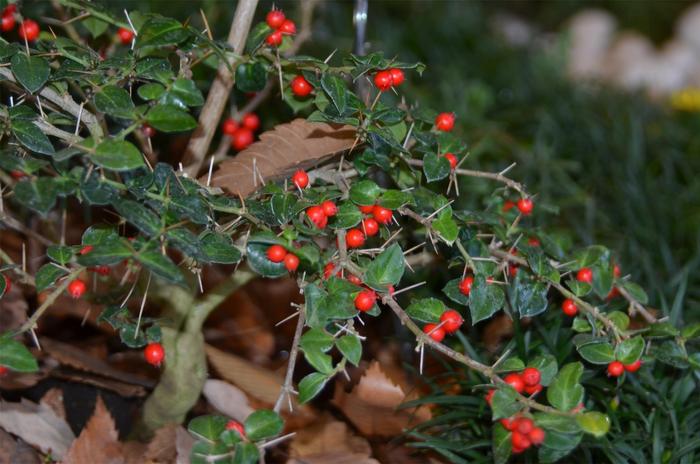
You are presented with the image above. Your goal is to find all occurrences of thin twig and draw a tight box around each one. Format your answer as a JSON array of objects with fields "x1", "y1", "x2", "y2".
[{"x1": 273, "y1": 306, "x2": 305, "y2": 413}]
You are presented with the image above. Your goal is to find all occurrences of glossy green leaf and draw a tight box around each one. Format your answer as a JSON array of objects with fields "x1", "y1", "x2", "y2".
[
  {"x1": 138, "y1": 83, "x2": 166, "y2": 100},
  {"x1": 113, "y1": 200, "x2": 161, "y2": 236},
  {"x1": 0, "y1": 337, "x2": 39, "y2": 372},
  {"x1": 422, "y1": 153, "x2": 451, "y2": 182},
  {"x1": 578, "y1": 342, "x2": 615, "y2": 365},
  {"x1": 235, "y1": 62, "x2": 267, "y2": 93},
  {"x1": 350, "y1": 180, "x2": 382, "y2": 205},
  {"x1": 47, "y1": 245, "x2": 74, "y2": 265},
  {"x1": 246, "y1": 242, "x2": 287, "y2": 278},
  {"x1": 171, "y1": 78, "x2": 204, "y2": 106},
  {"x1": 135, "y1": 251, "x2": 185, "y2": 284},
  {"x1": 331, "y1": 203, "x2": 362, "y2": 229},
  {"x1": 528, "y1": 355, "x2": 558, "y2": 386},
  {"x1": 511, "y1": 277, "x2": 549, "y2": 318},
  {"x1": 469, "y1": 275, "x2": 505, "y2": 324},
  {"x1": 146, "y1": 104, "x2": 197, "y2": 132},
  {"x1": 492, "y1": 424, "x2": 512, "y2": 464},
  {"x1": 491, "y1": 388, "x2": 523, "y2": 420},
  {"x1": 35, "y1": 264, "x2": 68, "y2": 292},
  {"x1": 93, "y1": 140, "x2": 145, "y2": 171},
  {"x1": 200, "y1": 233, "x2": 241, "y2": 264},
  {"x1": 298, "y1": 372, "x2": 328, "y2": 404},
  {"x1": 364, "y1": 244, "x2": 405, "y2": 290},
  {"x1": 336, "y1": 334, "x2": 362, "y2": 366},
  {"x1": 406, "y1": 297, "x2": 446, "y2": 323},
  {"x1": 13, "y1": 178, "x2": 58, "y2": 215},
  {"x1": 615, "y1": 336, "x2": 644, "y2": 364},
  {"x1": 442, "y1": 278, "x2": 469, "y2": 306},
  {"x1": 187, "y1": 414, "x2": 229, "y2": 441},
  {"x1": 94, "y1": 85, "x2": 135, "y2": 119},
  {"x1": 547, "y1": 362, "x2": 584, "y2": 411},
  {"x1": 244, "y1": 409, "x2": 283, "y2": 441},
  {"x1": 533, "y1": 413, "x2": 581, "y2": 434},
  {"x1": 576, "y1": 411, "x2": 610, "y2": 437},
  {"x1": 77, "y1": 240, "x2": 132, "y2": 266},
  {"x1": 232, "y1": 442, "x2": 259, "y2": 464},
  {"x1": 138, "y1": 16, "x2": 189, "y2": 47},
  {"x1": 11, "y1": 53, "x2": 50, "y2": 93},
  {"x1": 12, "y1": 120, "x2": 54, "y2": 155},
  {"x1": 321, "y1": 73, "x2": 347, "y2": 115}
]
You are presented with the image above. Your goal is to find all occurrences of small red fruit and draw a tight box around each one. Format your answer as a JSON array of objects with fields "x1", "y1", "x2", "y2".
[
  {"x1": 266, "y1": 245, "x2": 287, "y2": 263},
  {"x1": 279, "y1": 19, "x2": 296, "y2": 35},
  {"x1": 225, "y1": 420, "x2": 246, "y2": 438},
  {"x1": 359, "y1": 204, "x2": 375, "y2": 214},
  {"x1": 528, "y1": 427, "x2": 545, "y2": 445},
  {"x1": 306, "y1": 206, "x2": 326, "y2": 228},
  {"x1": 354, "y1": 290, "x2": 376, "y2": 312},
  {"x1": 93, "y1": 265, "x2": 110, "y2": 276},
  {"x1": 3, "y1": 275, "x2": 11, "y2": 295},
  {"x1": 423, "y1": 323, "x2": 445, "y2": 342},
  {"x1": 459, "y1": 276, "x2": 474, "y2": 296},
  {"x1": 576, "y1": 267, "x2": 593, "y2": 284},
  {"x1": 1, "y1": 14, "x2": 14, "y2": 32},
  {"x1": 524, "y1": 383, "x2": 543, "y2": 395},
  {"x1": 607, "y1": 361, "x2": 624, "y2": 377},
  {"x1": 292, "y1": 170, "x2": 309, "y2": 189},
  {"x1": 613, "y1": 264, "x2": 621, "y2": 278},
  {"x1": 516, "y1": 417, "x2": 534, "y2": 434},
  {"x1": 266, "y1": 9, "x2": 285, "y2": 29},
  {"x1": 362, "y1": 218, "x2": 379, "y2": 237},
  {"x1": 528, "y1": 237, "x2": 540, "y2": 246},
  {"x1": 372, "y1": 206, "x2": 393, "y2": 225},
  {"x1": 18, "y1": 20, "x2": 39, "y2": 42},
  {"x1": 389, "y1": 68, "x2": 404, "y2": 87},
  {"x1": 231, "y1": 128, "x2": 254, "y2": 151},
  {"x1": 142, "y1": 124, "x2": 156, "y2": 138},
  {"x1": 502, "y1": 200, "x2": 515, "y2": 212},
  {"x1": 10, "y1": 170, "x2": 25, "y2": 179},
  {"x1": 290, "y1": 75, "x2": 313, "y2": 97},
  {"x1": 509, "y1": 264, "x2": 519, "y2": 277},
  {"x1": 67, "y1": 279, "x2": 87, "y2": 299},
  {"x1": 562, "y1": 298, "x2": 578, "y2": 316},
  {"x1": 265, "y1": 30, "x2": 283, "y2": 47},
  {"x1": 517, "y1": 198, "x2": 534, "y2": 215},
  {"x1": 347, "y1": 274, "x2": 363, "y2": 286},
  {"x1": 500, "y1": 417, "x2": 517, "y2": 431},
  {"x1": 485, "y1": 389, "x2": 495, "y2": 405},
  {"x1": 241, "y1": 113, "x2": 260, "y2": 131},
  {"x1": 435, "y1": 112, "x2": 455, "y2": 131},
  {"x1": 346, "y1": 229, "x2": 365, "y2": 248},
  {"x1": 222, "y1": 118, "x2": 239, "y2": 135},
  {"x1": 511, "y1": 431, "x2": 531, "y2": 450},
  {"x1": 2, "y1": 4, "x2": 16, "y2": 16},
  {"x1": 144, "y1": 342, "x2": 165, "y2": 366},
  {"x1": 503, "y1": 373, "x2": 525, "y2": 393},
  {"x1": 117, "y1": 27, "x2": 134, "y2": 45},
  {"x1": 79, "y1": 245, "x2": 93, "y2": 255},
  {"x1": 521, "y1": 367, "x2": 541, "y2": 387},
  {"x1": 284, "y1": 253, "x2": 299, "y2": 272},
  {"x1": 439, "y1": 309, "x2": 463, "y2": 334},
  {"x1": 0, "y1": 365, "x2": 8, "y2": 376},
  {"x1": 624, "y1": 359, "x2": 642, "y2": 372},
  {"x1": 321, "y1": 200, "x2": 337, "y2": 217},
  {"x1": 323, "y1": 262, "x2": 337, "y2": 279},
  {"x1": 443, "y1": 153, "x2": 458, "y2": 170},
  {"x1": 373, "y1": 70, "x2": 393, "y2": 91}
]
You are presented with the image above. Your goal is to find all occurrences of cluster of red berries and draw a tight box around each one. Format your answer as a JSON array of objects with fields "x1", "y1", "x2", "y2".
[
  {"x1": 504, "y1": 367, "x2": 544, "y2": 396},
  {"x1": 222, "y1": 113, "x2": 260, "y2": 151},
  {"x1": 607, "y1": 359, "x2": 641, "y2": 377},
  {"x1": 305, "y1": 200, "x2": 337, "y2": 229},
  {"x1": 323, "y1": 262, "x2": 362, "y2": 285},
  {"x1": 1, "y1": 5, "x2": 39, "y2": 42},
  {"x1": 422, "y1": 309, "x2": 463, "y2": 342},
  {"x1": 501, "y1": 415, "x2": 545, "y2": 454},
  {"x1": 373, "y1": 68, "x2": 405, "y2": 92},
  {"x1": 502, "y1": 198, "x2": 534, "y2": 215},
  {"x1": 292, "y1": 169, "x2": 309, "y2": 189},
  {"x1": 144, "y1": 342, "x2": 165, "y2": 367},
  {"x1": 342, "y1": 204, "x2": 393, "y2": 249},
  {"x1": 117, "y1": 27, "x2": 134, "y2": 45},
  {"x1": 434, "y1": 112, "x2": 455, "y2": 132},
  {"x1": 264, "y1": 8, "x2": 296, "y2": 47},
  {"x1": 290, "y1": 75, "x2": 313, "y2": 98},
  {"x1": 266, "y1": 244, "x2": 300, "y2": 272}
]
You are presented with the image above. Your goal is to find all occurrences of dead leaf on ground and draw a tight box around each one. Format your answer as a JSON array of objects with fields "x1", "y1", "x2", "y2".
[
  {"x1": 0, "y1": 398, "x2": 75, "y2": 460},
  {"x1": 175, "y1": 426, "x2": 195, "y2": 464},
  {"x1": 202, "y1": 379, "x2": 253, "y2": 423},
  {"x1": 206, "y1": 119, "x2": 356, "y2": 197},
  {"x1": 0, "y1": 429, "x2": 41, "y2": 464},
  {"x1": 144, "y1": 424, "x2": 179, "y2": 463},
  {"x1": 0, "y1": 281, "x2": 28, "y2": 332},
  {"x1": 40, "y1": 388, "x2": 66, "y2": 420},
  {"x1": 63, "y1": 396, "x2": 123, "y2": 464},
  {"x1": 287, "y1": 416, "x2": 379, "y2": 464},
  {"x1": 51, "y1": 369, "x2": 147, "y2": 397},
  {"x1": 333, "y1": 361, "x2": 431, "y2": 437}
]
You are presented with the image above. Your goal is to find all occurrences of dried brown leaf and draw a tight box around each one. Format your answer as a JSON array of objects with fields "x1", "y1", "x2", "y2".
[
  {"x1": 206, "y1": 119, "x2": 356, "y2": 197},
  {"x1": 144, "y1": 424, "x2": 179, "y2": 463},
  {"x1": 63, "y1": 396, "x2": 124, "y2": 464},
  {"x1": 287, "y1": 417, "x2": 379, "y2": 464},
  {"x1": 202, "y1": 379, "x2": 254, "y2": 422},
  {"x1": 0, "y1": 282, "x2": 28, "y2": 332},
  {"x1": 40, "y1": 388, "x2": 66, "y2": 420},
  {"x1": 175, "y1": 426, "x2": 195, "y2": 464},
  {"x1": 0, "y1": 429, "x2": 42, "y2": 464}
]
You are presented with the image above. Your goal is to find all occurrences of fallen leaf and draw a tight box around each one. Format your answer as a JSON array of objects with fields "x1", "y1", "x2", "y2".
[
  {"x1": 175, "y1": 426, "x2": 195, "y2": 464},
  {"x1": 63, "y1": 396, "x2": 123, "y2": 464},
  {"x1": 0, "y1": 280, "x2": 28, "y2": 332},
  {"x1": 287, "y1": 417, "x2": 379, "y2": 464},
  {"x1": 0, "y1": 429, "x2": 41, "y2": 464},
  {"x1": 333, "y1": 361, "x2": 431, "y2": 436},
  {"x1": 40, "y1": 388, "x2": 66, "y2": 420},
  {"x1": 51, "y1": 369, "x2": 147, "y2": 397},
  {"x1": 0, "y1": 399, "x2": 75, "y2": 460},
  {"x1": 144, "y1": 424, "x2": 179, "y2": 463},
  {"x1": 202, "y1": 379, "x2": 254, "y2": 423},
  {"x1": 206, "y1": 119, "x2": 356, "y2": 197}
]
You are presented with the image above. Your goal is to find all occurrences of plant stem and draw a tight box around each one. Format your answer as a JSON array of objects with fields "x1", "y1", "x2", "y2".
[{"x1": 273, "y1": 306, "x2": 305, "y2": 413}]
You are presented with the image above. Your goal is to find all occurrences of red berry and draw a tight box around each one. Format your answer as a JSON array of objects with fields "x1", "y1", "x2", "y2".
[
  {"x1": 266, "y1": 245, "x2": 287, "y2": 263},
  {"x1": 306, "y1": 206, "x2": 326, "y2": 228},
  {"x1": 516, "y1": 417, "x2": 534, "y2": 434},
  {"x1": 225, "y1": 420, "x2": 246, "y2": 438},
  {"x1": 2, "y1": 275, "x2": 11, "y2": 295},
  {"x1": 459, "y1": 276, "x2": 474, "y2": 296},
  {"x1": 10, "y1": 170, "x2": 25, "y2": 179},
  {"x1": 222, "y1": 118, "x2": 239, "y2": 135},
  {"x1": 508, "y1": 264, "x2": 519, "y2": 277},
  {"x1": 502, "y1": 200, "x2": 515, "y2": 212},
  {"x1": 524, "y1": 383, "x2": 543, "y2": 395},
  {"x1": 142, "y1": 124, "x2": 156, "y2": 138},
  {"x1": 521, "y1": 367, "x2": 541, "y2": 386},
  {"x1": 359, "y1": 204, "x2": 375, "y2": 214},
  {"x1": 231, "y1": 128, "x2": 254, "y2": 151},
  {"x1": 624, "y1": 359, "x2": 642, "y2": 372},
  {"x1": 323, "y1": 263, "x2": 337, "y2": 279},
  {"x1": 354, "y1": 290, "x2": 376, "y2": 312},
  {"x1": 346, "y1": 229, "x2": 365, "y2": 248},
  {"x1": 388, "y1": 68, "x2": 404, "y2": 87},
  {"x1": 290, "y1": 75, "x2": 313, "y2": 97},
  {"x1": 503, "y1": 373, "x2": 525, "y2": 393},
  {"x1": 67, "y1": 279, "x2": 87, "y2": 299},
  {"x1": 92, "y1": 265, "x2": 110, "y2": 276},
  {"x1": 500, "y1": 417, "x2": 517, "y2": 431},
  {"x1": 79, "y1": 245, "x2": 93, "y2": 255},
  {"x1": 266, "y1": 9, "x2": 285, "y2": 29},
  {"x1": 443, "y1": 153, "x2": 458, "y2": 170},
  {"x1": 1, "y1": 14, "x2": 14, "y2": 32},
  {"x1": 613, "y1": 264, "x2": 621, "y2": 278},
  {"x1": 321, "y1": 200, "x2": 337, "y2": 217},
  {"x1": 511, "y1": 431, "x2": 531, "y2": 450},
  {"x1": 562, "y1": 298, "x2": 578, "y2": 316},
  {"x1": 241, "y1": 113, "x2": 260, "y2": 131},
  {"x1": 517, "y1": 198, "x2": 534, "y2": 215},
  {"x1": 18, "y1": 19, "x2": 39, "y2": 42},
  {"x1": 485, "y1": 389, "x2": 495, "y2": 405},
  {"x1": 347, "y1": 274, "x2": 363, "y2": 286},
  {"x1": 439, "y1": 309, "x2": 463, "y2": 334},
  {"x1": 435, "y1": 112, "x2": 455, "y2": 131},
  {"x1": 284, "y1": 253, "x2": 299, "y2": 272},
  {"x1": 576, "y1": 267, "x2": 593, "y2": 284},
  {"x1": 528, "y1": 427, "x2": 545, "y2": 446},
  {"x1": 528, "y1": 237, "x2": 540, "y2": 246},
  {"x1": 607, "y1": 361, "x2": 624, "y2": 377},
  {"x1": 372, "y1": 206, "x2": 393, "y2": 225},
  {"x1": 606, "y1": 286, "x2": 621, "y2": 300},
  {"x1": 423, "y1": 323, "x2": 445, "y2": 342},
  {"x1": 144, "y1": 342, "x2": 165, "y2": 366},
  {"x1": 512, "y1": 444, "x2": 528, "y2": 454},
  {"x1": 292, "y1": 170, "x2": 309, "y2": 189},
  {"x1": 279, "y1": 19, "x2": 296, "y2": 35},
  {"x1": 362, "y1": 218, "x2": 380, "y2": 237},
  {"x1": 117, "y1": 27, "x2": 134, "y2": 45},
  {"x1": 373, "y1": 70, "x2": 393, "y2": 92},
  {"x1": 265, "y1": 30, "x2": 283, "y2": 47},
  {"x1": 0, "y1": 365, "x2": 8, "y2": 376},
  {"x1": 2, "y1": 4, "x2": 16, "y2": 16}
]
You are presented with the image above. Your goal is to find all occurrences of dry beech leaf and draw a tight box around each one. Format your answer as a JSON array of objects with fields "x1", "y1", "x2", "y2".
[
  {"x1": 287, "y1": 417, "x2": 379, "y2": 464},
  {"x1": 0, "y1": 429, "x2": 41, "y2": 464},
  {"x1": 202, "y1": 379, "x2": 254, "y2": 422},
  {"x1": 40, "y1": 388, "x2": 66, "y2": 420},
  {"x1": 63, "y1": 396, "x2": 123, "y2": 464},
  {"x1": 175, "y1": 426, "x2": 195, "y2": 464},
  {"x1": 144, "y1": 424, "x2": 179, "y2": 463},
  {"x1": 332, "y1": 361, "x2": 431, "y2": 436},
  {"x1": 205, "y1": 119, "x2": 356, "y2": 197},
  {"x1": 0, "y1": 282, "x2": 28, "y2": 332},
  {"x1": 0, "y1": 399, "x2": 75, "y2": 460}
]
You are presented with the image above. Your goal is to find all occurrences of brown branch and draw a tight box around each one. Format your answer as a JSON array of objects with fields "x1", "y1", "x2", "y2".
[
  {"x1": 273, "y1": 306, "x2": 305, "y2": 413},
  {"x1": 405, "y1": 158, "x2": 526, "y2": 194},
  {"x1": 616, "y1": 283, "x2": 658, "y2": 324}
]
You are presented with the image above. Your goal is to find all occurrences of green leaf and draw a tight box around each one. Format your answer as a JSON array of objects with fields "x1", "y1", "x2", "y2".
[
  {"x1": 35, "y1": 264, "x2": 68, "y2": 292},
  {"x1": 303, "y1": 348, "x2": 333, "y2": 374},
  {"x1": 138, "y1": 83, "x2": 166, "y2": 100},
  {"x1": 47, "y1": 245, "x2": 74, "y2": 265},
  {"x1": 647, "y1": 322, "x2": 680, "y2": 338},
  {"x1": 246, "y1": 242, "x2": 287, "y2": 278},
  {"x1": 364, "y1": 244, "x2": 405, "y2": 291},
  {"x1": 12, "y1": 120, "x2": 54, "y2": 155},
  {"x1": 538, "y1": 431, "x2": 582, "y2": 463},
  {"x1": 681, "y1": 323, "x2": 700, "y2": 339},
  {"x1": 245, "y1": 22, "x2": 271, "y2": 54},
  {"x1": 92, "y1": 140, "x2": 145, "y2": 171},
  {"x1": 406, "y1": 298, "x2": 446, "y2": 323},
  {"x1": 137, "y1": 16, "x2": 189, "y2": 47},
  {"x1": 547, "y1": 362, "x2": 584, "y2": 411},
  {"x1": 620, "y1": 281, "x2": 648, "y2": 305},
  {"x1": 495, "y1": 357, "x2": 525, "y2": 373},
  {"x1": 378, "y1": 190, "x2": 414, "y2": 209},
  {"x1": 566, "y1": 279, "x2": 591, "y2": 297},
  {"x1": 244, "y1": 410, "x2": 283, "y2": 442},
  {"x1": 511, "y1": 277, "x2": 549, "y2": 318},
  {"x1": 331, "y1": 203, "x2": 362, "y2": 229},
  {"x1": 608, "y1": 311, "x2": 630, "y2": 331},
  {"x1": 232, "y1": 442, "x2": 260, "y2": 464},
  {"x1": 336, "y1": 334, "x2": 362, "y2": 366},
  {"x1": 13, "y1": 178, "x2": 58, "y2": 215},
  {"x1": 350, "y1": 180, "x2": 382, "y2": 205},
  {"x1": 113, "y1": 200, "x2": 161, "y2": 236},
  {"x1": 11, "y1": 53, "x2": 50, "y2": 93},
  {"x1": 578, "y1": 342, "x2": 615, "y2": 365},
  {"x1": 492, "y1": 424, "x2": 512, "y2": 464},
  {"x1": 442, "y1": 278, "x2": 469, "y2": 306},
  {"x1": 529, "y1": 355, "x2": 558, "y2": 386},
  {"x1": 422, "y1": 153, "x2": 451, "y2": 182},
  {"x1": 270, "y1": 194, "x2": 297, "y2": 225},
  {"x1": 0, "y1": 337, "x2": 39, "y2": 372},
  {"x1": 615, "y1": 336, "x2": 644, "y2": 364},
  {"x1": 524, "y1": 248, "x2": 560, "y2": 283},
  {"x1": 300, "y1": 328, "x2": 335, "y2": 352},
  {"x1": 432, "y1": 208, "x2": 459, "y2": 245},
  {"x1": 171, "y1": 78, "x2": 204, "y2": 106},
  {"x1": 94, "y1": 85, "x2": 135, "y2": 119},
  {"x1": 298, "y1": 372, "x2": 328, "y2": 404},
  {"x1": 576, "y1": 412, "x2": 610, "y2": 437},
  {"x1": 82, "y1": 225, "x2": 119, "y2": 244},
  {"x1": 188, "y1": 414, "x2": 229, "y2": 441},
  {"x1": 491, "y1": 388, "x2": 523, "y2": 420},
  {"x1": 321, "y1": 74, "x2": 347, "y2": 115},
  {"x1": 200, "y1": 233, "x2": 241, "y2": 264},
  {"x1": 533, "y1": 413, "x2": 581, "y2": 434},
  {"x1": 235, "y1": 62, "x2": 267, "y2": 93},
  {"x1": 572, "y1": 245, "x2": 607, "y2": 268},
  {"x1": 136, "y1": 58, "x2": 174, "y2": 84},
  {"x1": 469, "y1": 275, "x2": 505, "y2": 324},
  {"x1": 135, "y1": 251, "x2": 184, "y2": 284},
  {"x1": 76, "y1": 240, "x2": 132, "y2": 266},
  {"x1": 82, "y1": 16, "x2": 109, "y2": 37},
  {"x1": 146, "y1": 104, "x2": 197, "y2": 132}
]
